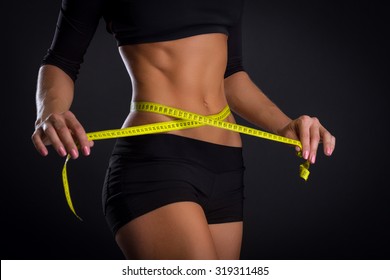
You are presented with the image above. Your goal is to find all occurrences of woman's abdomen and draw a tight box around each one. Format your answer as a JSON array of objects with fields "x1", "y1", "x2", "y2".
[{"x1": 118, "y1": 33, "x2": 242, "y2": 147}]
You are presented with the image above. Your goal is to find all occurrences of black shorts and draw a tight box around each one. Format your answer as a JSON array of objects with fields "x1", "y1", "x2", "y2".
[{"x1": 102, "y1": 134, "x2": 245, "y2": 236}]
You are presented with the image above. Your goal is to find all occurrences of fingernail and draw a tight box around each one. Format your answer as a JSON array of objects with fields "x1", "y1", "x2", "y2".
[
  {"x1": 40, "y1": 149, "x2": 48, "y2": 156},
  {"x1": 311, "y1": 155, "x2": 316, "y2": 164},
  {"x1": 70, "y1": 148, "x2": 79, "y2": 159},
  {"x1": 303, "y1": 151, "x2": 309, "y2": 160},
  {"x1": 326, "y1": 148, "x2": 332, "y2": 156},
  {"x1": 58, "y1": 147, "x2": 67, "y2": 157},
  {"x1": 83, "y1": 146, "x2": 90, "y2": 156}
]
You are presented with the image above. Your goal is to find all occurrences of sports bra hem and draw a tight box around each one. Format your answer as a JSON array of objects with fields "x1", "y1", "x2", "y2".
[{"x1": 116, "y1": 25, "x2": 229, "y2": 46}]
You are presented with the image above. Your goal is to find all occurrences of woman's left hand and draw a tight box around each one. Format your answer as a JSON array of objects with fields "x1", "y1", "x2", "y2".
[{"x1": 277, "y1": 115, "x2": 336, "y2": 164}]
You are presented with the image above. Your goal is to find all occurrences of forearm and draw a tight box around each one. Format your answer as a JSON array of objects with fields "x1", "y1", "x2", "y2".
[
  {"x1": 224, "y1": 71, "x2": 291, "y2": 135},
  {"x1": 35, "y1": 65, "x2": 75, "y2": 126},
  {"x1": 33, "y1": 64, "x2": 92, "y2": 158}
]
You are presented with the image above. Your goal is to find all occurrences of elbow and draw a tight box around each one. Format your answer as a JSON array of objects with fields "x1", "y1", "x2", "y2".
[
  {"x1": 41, "y1": 49, "x2": 80, "y2": 82},
  {"x1": 38, "y1": 64, "x2": 75, "y2": 93},
  {"x1": 224, "y1": 70, "x2": 250, "y2": 96},
  {"x1": 224, "y1": 70, "x2": 248, "y2": 83}
]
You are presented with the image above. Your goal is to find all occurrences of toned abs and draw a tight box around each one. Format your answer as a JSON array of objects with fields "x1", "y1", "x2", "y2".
[{"x1": 120, "y1": 33, "x2": 242, "y2": 147}]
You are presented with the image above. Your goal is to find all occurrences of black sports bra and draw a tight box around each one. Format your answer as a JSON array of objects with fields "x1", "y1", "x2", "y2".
[{"x1": 41, "y1": 0, "x2": 245, "y2": 81}]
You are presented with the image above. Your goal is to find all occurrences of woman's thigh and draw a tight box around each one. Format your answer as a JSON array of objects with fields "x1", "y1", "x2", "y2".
[
  {"x1": 209, "y1": 222, "x2": 243, "y2": 260},
  {"x1": 115, "y1": 201, "x2": 219, "y2": 260}
]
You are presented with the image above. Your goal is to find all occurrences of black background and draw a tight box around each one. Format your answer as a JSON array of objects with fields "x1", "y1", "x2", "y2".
[{"x1": 2, "y1": 0, "x2": 389, "y2": 260}]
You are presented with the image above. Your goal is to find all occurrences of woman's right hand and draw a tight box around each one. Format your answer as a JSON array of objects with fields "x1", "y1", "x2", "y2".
[{"x1": 31, "y1": 111, "x2": 93, "y2": 159}]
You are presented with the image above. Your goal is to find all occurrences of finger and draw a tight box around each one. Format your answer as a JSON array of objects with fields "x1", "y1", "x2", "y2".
[
  {"x1": 321, "y1": 127, "x2": 336, "y2": 156},
  {"x1": 31, "y1": 129, "x2": 49, "y2": 156},
  {"x1": 297, "y1": 115, "x2": 311, "y2": 160},
  {"x1": 48, "y1": 114, "x2": 79, "y2": 158},
  {"x1": 64, "y1": 112, "x2": 90, "y2": 156},
  {"x1": 41, "y1": 123, "x2": 69, "y2": 157},
  {"x1": 309, "y1": 118, "x2": 321, "y2": 164}
]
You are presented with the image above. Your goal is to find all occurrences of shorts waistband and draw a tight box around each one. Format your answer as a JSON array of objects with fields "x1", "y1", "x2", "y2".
[{"x1": 111, "y1": 133, "x2": 244, "y2": 173}]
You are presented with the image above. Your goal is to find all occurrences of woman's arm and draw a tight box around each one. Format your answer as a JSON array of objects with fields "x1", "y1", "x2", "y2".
[
  {"x1": 32, "y1": 0, "x2": 105, "y2": 158},
  {"x1": 225, "y1": 71, "x2": 291, "y2": 134},
  {"x1": 32, "y1": 65, "x2": 91, "y2": 159},
  {"x1": 225, "y1": 71, "x2": 336, "y2": 164}
]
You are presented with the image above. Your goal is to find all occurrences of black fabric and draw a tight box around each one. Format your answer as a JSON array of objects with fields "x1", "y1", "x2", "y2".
[
  {"x1": 102, "y1": 134, "x2": 245, "y2": 236},
  {"x1": 41, "y1": 0, "x2": 245, "y2": 81}
]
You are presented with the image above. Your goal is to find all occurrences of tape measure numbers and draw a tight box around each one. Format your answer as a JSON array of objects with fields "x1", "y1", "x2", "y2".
[{"x1": 62, "y1": 101, "x2": 310, "y2": 220}]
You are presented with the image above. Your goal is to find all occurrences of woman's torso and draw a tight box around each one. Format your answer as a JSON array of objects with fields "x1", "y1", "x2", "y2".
[{"x1": 119, "y1": 33, "x2": 242, "y2": 147}]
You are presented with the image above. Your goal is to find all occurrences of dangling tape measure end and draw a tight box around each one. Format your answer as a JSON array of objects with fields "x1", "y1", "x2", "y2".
[
  {"x1": 299, "y1": 160, "x2": 311, "y2": 181},
  {"x1": 295, "y1": 148, "x2": 310, "y2": 181},
  {"x1": 62, "y1": 154, "x2": 83, "y2": 221}
]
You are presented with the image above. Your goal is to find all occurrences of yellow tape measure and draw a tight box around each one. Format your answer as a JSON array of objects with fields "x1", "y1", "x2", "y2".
[{"x1": 62, "y1": 101, "x2": 310, "y2": 220}]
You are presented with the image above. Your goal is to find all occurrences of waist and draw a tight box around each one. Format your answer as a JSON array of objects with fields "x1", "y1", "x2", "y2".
[{"x1": 121, "y1": 100, "x2": 243, "y2": 147}]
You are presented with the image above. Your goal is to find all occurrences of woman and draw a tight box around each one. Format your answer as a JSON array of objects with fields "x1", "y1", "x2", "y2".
[{"x1": 31, "y1": 0, "x2": 335, "y2": 260}]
